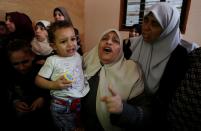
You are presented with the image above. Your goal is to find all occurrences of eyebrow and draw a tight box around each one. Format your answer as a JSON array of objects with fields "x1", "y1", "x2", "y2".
[{"x1": 12, "y1": 59, "x2": 30, "y2": 66}]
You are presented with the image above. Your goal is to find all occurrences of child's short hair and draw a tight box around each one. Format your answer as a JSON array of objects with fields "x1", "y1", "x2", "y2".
[
  {"x1": 7, "y1": 39, "x2": 32, "y2": 57},
  {"x1": 48, "y1": 20, "x2": 73, "y2": 43}
]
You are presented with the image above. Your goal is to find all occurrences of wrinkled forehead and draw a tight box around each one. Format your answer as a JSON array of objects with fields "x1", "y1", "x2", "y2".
[
  {"x1": 102, "y1": 31, "x2": 118, "y2": 38},
  {"x1": 9, "y1": 49, "x2": 32, "y2": 61},
  {"x1": 98, "y1": 29, "x2": 122, "y2": 44}
]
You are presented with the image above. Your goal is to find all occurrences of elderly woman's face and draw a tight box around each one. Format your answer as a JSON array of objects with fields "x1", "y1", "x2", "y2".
[
  {"x1": 98, "y1": 31, "x2": 121, "y2": 64},
  {"x1": 142, "y1": 13, "x2": 163, "y2": 43}
]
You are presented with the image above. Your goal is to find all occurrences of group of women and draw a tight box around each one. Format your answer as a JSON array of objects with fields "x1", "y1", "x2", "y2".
[
  {"x1": 82, "y1": 2, "x2": 200, "y2": 131},
  {"x1": 1, "y1": 2, "x2": 200, "y2": 131}
]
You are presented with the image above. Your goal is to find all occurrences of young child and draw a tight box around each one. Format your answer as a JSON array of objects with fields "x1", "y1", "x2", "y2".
[
  {"x1": 31, "y1": 20, "x2": 54, "y2": 64},
  {"x1": 35, "y1": 21, "x2": 89, "y2": 131},
  {"x1": 53, "y1": 7, "x2": 83, "y2": 55}
]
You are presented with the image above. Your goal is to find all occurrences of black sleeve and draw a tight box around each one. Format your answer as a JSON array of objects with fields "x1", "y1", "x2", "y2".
[
  {"x1": 123, "y1": 39, "x2": 132, "y2": 59},
  {"x1": 110, "y1": 92, "x2": 152, "y2": 130}
]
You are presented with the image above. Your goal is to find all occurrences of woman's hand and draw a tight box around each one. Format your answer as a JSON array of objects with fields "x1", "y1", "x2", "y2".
[
  {"x1": 15, "y1": 101, "x2": 31, "y2": 112},
  {"x1": 101, "y1": 85, "x2": 123, "y2": 114},
  {"x1": 29, "y1": 97, "x2": 45, "y2": 111}
]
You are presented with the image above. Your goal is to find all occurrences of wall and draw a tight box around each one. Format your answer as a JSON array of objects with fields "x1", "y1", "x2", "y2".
[
  {"x1": 182, "y1": 0, "x2": 201, "y2": 45},
  {"x1": 0, "y1": 0, "x2": 84, "y2": 45},
  {"x1": 84, "y1": 0, "x2": 120, "y2": 52},
  {"x1": 85, "y1": 0, "x2": 201, "y2": 52}
]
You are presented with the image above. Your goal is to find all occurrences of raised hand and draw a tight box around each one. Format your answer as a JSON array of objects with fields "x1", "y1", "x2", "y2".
[{"x1": 101, "y1": 84, "x2": 123, "y2": 114}]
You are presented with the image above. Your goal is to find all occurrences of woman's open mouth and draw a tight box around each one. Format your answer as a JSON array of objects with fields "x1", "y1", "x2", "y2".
[{"x1": 104, "y1": 47, "x2": 112, "y2": 53}]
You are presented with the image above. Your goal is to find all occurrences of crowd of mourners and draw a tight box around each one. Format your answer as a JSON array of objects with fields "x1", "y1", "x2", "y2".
[{"x1": 0, "y1": 2, "x2": 200, "y2": 131}]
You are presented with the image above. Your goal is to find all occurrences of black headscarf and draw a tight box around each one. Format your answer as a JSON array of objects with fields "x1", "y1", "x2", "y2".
[{"x1": 5, "y1": 12, "x2": 34, "y2": 43}]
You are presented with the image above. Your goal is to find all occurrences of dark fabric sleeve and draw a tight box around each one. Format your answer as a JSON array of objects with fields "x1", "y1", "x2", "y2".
[
  {"x1": 167, "y1": 47, "x2": 201, "y2": 131},
  {"x1": 110, "y1": 102, "x2": 142, "y2": 128},
  {"x1": 110, "y1": 92, "x2": 152, "y2": 130},
  {"x1": 123, "y1": 39, "x2": 132, "y2": 59}
]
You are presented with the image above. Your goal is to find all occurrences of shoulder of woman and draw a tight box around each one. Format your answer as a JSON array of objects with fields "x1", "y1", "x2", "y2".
[{"x1": 129, "y1": 36, "x2": 143, "y2": 49}]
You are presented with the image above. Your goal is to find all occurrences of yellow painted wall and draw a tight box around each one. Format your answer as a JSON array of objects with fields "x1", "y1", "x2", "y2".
[
  {"x1": 182, "y1": 0, "x2": 201, "y2": 46},
  {"x1": 84, "y1": 0, "x2": 120, "y2": 52}
]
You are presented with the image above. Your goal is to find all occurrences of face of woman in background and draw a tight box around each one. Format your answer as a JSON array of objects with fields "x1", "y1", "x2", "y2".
[
  {"x1": 142, "y1": 13, "x2": 163, "y2": 43},
  {"x1": 98, "y1": 31, "x2": 121, "y2": 64},
  {"x1": 5, "y1": 16, "x2": 16, "y2": 33},
  {"x1": 129, "y1": 29, "x2": 140, "y2": 38},
  {"x1": 9, "y1": 50, "x2": 34, "y2": 74},
  {"x1": 54, "y1": 10, "x2": 65, "y2": 21},
  {"x1": 34, "y1": 25, "x2": 48, "y2": 42}
]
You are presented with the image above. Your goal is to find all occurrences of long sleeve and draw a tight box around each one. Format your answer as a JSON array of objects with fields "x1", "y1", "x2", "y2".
[{"x1": 110, "y1": 92, "x2": 152, "y2": 130}]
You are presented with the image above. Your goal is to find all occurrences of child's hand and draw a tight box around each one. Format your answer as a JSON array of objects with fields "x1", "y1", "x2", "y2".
[{"x1": 53, "y1": 75, "x2": 72, "y2": 89}]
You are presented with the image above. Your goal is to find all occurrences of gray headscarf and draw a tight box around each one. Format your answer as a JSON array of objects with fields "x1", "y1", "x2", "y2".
[{"x1": 130, "y1": 2, "x2": 180, "y2": 94}]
